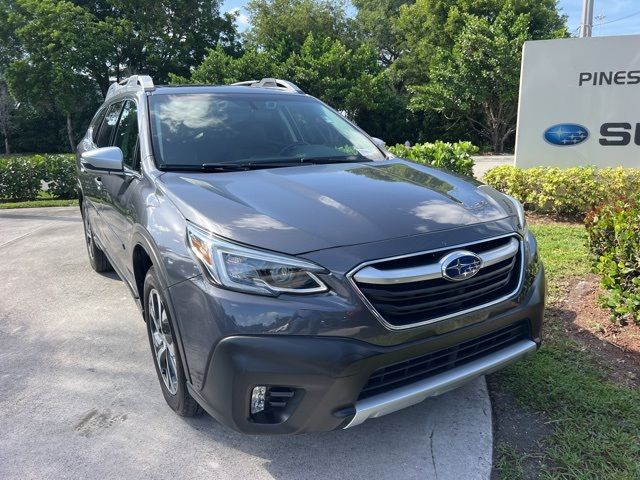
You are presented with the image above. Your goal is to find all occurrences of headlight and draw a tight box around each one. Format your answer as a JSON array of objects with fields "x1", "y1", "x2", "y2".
[
  {"x1": 503, "y1": 194, "x2": 527, "y2": 235},
  {"x1": 187, "y1": 223, "x2": 328, "y2": 295}
]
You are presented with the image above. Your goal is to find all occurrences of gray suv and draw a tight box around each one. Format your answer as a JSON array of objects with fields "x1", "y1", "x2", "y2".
[{"x1": 76, "y1": 75, "x2": 545, "y2": 434}]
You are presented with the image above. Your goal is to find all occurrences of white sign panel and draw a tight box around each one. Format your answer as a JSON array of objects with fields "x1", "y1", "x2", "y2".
[{"x1": 515, "y1": 35, "x2": 640, "y2": 168}]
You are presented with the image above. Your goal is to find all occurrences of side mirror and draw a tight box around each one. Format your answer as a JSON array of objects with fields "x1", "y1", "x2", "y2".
[
  {"x1": 371, "y1": 137, "x2": 386, "y2": 148},
  {"x1": 81, "y1": 147, "x2": 124, "y2": 173}
]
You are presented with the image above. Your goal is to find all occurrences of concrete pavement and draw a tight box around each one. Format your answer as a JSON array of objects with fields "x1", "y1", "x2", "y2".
[
  {"x1": 0, "y1": 206, "x2": 493, "y2": 480},
  {"x1": 472, "y1": 155, "x2": 514, "y2": 180}
]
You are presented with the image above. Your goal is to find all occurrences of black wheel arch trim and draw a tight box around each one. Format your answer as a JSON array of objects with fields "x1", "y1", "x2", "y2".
[{"x1": 131, "y1": 224, "x2": 195, "y2": 385}]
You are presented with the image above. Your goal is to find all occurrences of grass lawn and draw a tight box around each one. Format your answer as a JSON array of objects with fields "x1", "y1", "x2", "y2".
[
  {"x1": 494, "y1": 222, "x2": 640, "y2": 479},
  {"x1": 0, "y1": 191, "x2": 78, "y2": 209},
  {"x1": 528, "y1": 224, "x2": 590, "y2": 298}
]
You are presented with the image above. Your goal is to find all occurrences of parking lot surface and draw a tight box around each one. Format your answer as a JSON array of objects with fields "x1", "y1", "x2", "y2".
[
  {"x1": 472, "y1": 155, "x2": 514, "y2": 180},
  {"x1": 0, "y1": 207, "x2": 492, "y2": 479}
]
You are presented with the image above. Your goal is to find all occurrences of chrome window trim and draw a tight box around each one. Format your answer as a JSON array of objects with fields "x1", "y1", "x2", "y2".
[{"x1": 346, "y1": 233, "x2": 525, "y2": 331}]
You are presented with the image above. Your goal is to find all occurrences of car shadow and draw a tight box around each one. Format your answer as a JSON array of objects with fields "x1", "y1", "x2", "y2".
[
  {"x1": 182, "y1": 400, "x2": 436, "y2": 479},
  {"x1": 98, "y1": 270, "x2": 122, "y2": 282},
  {"x1": 178, "y1": 377, "x2": 489, "y2": 480}
]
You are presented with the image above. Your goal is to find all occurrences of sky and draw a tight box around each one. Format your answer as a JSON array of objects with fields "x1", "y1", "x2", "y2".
[
  {"x1": 560, "y1": 0, "x2": 640, "y2": 36},
  {"x1": 221, "y1": 0, "x2": 640, "y2": 36}
]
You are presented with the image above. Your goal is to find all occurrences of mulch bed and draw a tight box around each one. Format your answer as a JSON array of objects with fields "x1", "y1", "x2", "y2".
[{"x1": 551, "y1": 275, "x2": 640, "y2": 388}]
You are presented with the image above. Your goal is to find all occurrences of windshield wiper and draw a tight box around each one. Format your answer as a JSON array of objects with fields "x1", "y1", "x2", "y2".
[
  {"x1": 235, "y1": 155, "x2": 372, "y2": 166},
  {"x1": 294, "y1": 155, "x2": 371, "y2": 164},
  {"x1": 159, "y1": 163, "x2": 251, "y2": 172},
  {"x1": 201, "y1": 162, "x2": 312, "y2": 170},
  {"x1": 199, "y1": 163, "x2": 253, "y2": 171},
  {"x1": 159, "y1": 155, "x2": 371, "y2": 172}
]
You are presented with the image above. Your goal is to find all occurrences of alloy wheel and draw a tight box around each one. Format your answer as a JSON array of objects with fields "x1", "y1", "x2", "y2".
[{"x1": 148, "y1": 288, "x2": 178, "y2": 395}]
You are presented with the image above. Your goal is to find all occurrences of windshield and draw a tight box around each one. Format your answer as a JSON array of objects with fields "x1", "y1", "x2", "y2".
[{"x1": 148, "y1": 93, "x2": 385, "y2": 168}]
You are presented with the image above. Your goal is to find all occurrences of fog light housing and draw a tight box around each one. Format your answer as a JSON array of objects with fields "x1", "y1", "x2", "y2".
[{"x1": 251, "y1": 386, "x2": 266, "y2": 414}]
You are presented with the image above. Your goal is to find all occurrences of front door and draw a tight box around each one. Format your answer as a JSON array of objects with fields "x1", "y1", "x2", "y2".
[
  {"x1": 83, "y1": 101, "x2": 123, "y2": 248},
  {"x1": 99, "y1": 99, "x2": 141, "y2": 282}
]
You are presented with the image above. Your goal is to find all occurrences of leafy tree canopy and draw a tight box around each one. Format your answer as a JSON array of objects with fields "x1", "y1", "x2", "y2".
[
  {"x1": 0, "y1": 0, "x2": 568, "y2": 154},
  {"x1": 351, "y1": 0, "x2": 412, "y2": 65},
  {"x1": 0, "y1": 0, "x2": 239, "y2": 151},
  {"x1": 245, "y1": 0, "x2": 358, "y2": 59},
  {"x1": 394, "y1": 0, "x2": 567, "y2": 151}
]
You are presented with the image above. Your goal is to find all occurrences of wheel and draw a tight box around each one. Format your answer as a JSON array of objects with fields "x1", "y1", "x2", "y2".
[
  {"x1": 144, "y1": 267, "x2": 201, "y2": 416},
  {"x1": 81, "y1": 200, "x2": 111, "y2": 272}
]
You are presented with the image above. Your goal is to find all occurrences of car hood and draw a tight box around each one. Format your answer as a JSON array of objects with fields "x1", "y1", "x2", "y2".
[{"x1": 158, "y1": 160, "x2": 513, "y2": 255}]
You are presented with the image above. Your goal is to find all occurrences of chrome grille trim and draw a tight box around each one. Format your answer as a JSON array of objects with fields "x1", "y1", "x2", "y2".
[
  {"x1": 347, "y1": 233, "x2": 525, "y2": 330},
  {"x1": 353, "y1": 237, "x2": 519, "y2": 285}
]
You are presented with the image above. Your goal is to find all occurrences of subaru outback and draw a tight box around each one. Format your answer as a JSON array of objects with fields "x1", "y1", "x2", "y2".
[{"x1": 76, "y1": 75, "x2": 545, "y2": 434}]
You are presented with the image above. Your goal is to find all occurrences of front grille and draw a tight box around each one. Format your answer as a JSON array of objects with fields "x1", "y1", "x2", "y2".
[
  {"x1": 353, "y1": 235, "x2": 523, "y2": 328},
  {"x1": 358, "y1": 322, "x2": 529, "y2": 400}
]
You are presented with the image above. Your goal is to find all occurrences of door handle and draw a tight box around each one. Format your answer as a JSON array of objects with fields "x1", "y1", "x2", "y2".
[{"x1": 94, "y1": 177, "x2": 103, "y2": 189}]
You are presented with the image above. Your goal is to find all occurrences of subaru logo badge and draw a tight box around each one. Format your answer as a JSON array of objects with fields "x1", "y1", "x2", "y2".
[
  {"x1": 543, "y1": 123, "x2": 589, "y2": 146},
  {"x1": 440, "y1": 251, "x2": 483, "y2": 282}
]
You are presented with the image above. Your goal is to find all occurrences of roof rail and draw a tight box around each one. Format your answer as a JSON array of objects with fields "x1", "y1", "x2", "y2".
[
  {"x1": 105, "y1": 75, "x2": 155, "y2": 100},
  {"x1": 231, "y1": 78, "x2": 304, "y2": 94}
]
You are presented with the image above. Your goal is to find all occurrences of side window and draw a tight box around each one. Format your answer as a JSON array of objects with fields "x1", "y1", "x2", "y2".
[
  {"x1": 113, "y1": 100, "x2": 139, "y2": 170},
  {"x1": 90, "y1": 109, "x2": 107, "y2": 143},
  {"x1": 95, "y1": 101, "x2": 123, "y2": 148}
]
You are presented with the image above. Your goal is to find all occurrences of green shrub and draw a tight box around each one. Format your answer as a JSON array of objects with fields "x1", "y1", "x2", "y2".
[
  {"x1": 0, "y1": 153, "x2": 77, "y2": 201},
  {"x1": 484, "y1": 165, "x2": 640, "y2": 217},
  {"x1": 388, "y1": 141, "x2": 477, "y2": 176},
  {"x1": 585, "y1": 197, "x2": 640, "y2": 325},
  {"x1": 43, "y1": 154, "x2": 77, "y2": 199},
  {"x1": 0, "y1": 157, "x2": 43, "y2": 200}
]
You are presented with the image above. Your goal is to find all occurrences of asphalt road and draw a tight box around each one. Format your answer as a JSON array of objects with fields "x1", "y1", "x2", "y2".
[{"x1": 0, "y1": 206, "x2": 492, "y2": 480}]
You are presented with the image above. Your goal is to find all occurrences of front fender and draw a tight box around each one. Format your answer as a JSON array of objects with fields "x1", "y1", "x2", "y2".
[
  {"x1": 131, "y1": 191, "x2": 200, "y2": 291},
  {"x1": 131, "y1": 190, "x2": 201, "y2": 385}
]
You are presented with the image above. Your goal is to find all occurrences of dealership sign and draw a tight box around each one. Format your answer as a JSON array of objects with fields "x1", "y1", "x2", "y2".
[{"x1": 515, "y1": 35, "x2": 640, "y2": 168}]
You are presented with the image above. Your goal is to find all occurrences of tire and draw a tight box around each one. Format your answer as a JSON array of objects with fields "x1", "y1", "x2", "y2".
[
  {"x1": 143, "y1": 267, "x2": 201, "y2": 417},
  {"x1": 81, "y1": 200, "x2": 112, "y2": 273}
]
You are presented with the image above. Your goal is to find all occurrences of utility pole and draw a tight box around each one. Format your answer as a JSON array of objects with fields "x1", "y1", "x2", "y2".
[{"x1": 579, "y1": 0, "x2": 594, "y2": 37}]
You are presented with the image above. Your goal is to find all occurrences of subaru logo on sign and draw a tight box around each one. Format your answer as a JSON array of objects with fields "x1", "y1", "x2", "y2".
[
  {"x1": 440, "y1": 251, "x2": 483, "y2": 282},
  {"x1": 543, "y1": 123, "x2": 589, "y2": 146}
]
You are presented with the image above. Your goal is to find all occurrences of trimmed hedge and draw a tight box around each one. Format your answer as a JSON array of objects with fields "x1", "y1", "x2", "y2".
[
  {"x1": 585, "y1": 197, "x2": 640, "y2": 325},
  {"x1": 484, "y1": 165, "x2": 640, "y2": 217},
  {"x1": 0, "y1": 154, "x2": 77, "y2": 201},
  {"x1": 0, "y1": 157, "x2": 43, "y2": 201},
  {"x1": 42, "y1": 154, "x2": 78, "y2": 199},
  {"x1": 388, "y1": 141, "x2": 477, "y2": 177}
]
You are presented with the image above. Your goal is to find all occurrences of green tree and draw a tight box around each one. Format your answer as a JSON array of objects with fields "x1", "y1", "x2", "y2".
[
  {"x1": 5, "y1": 0, "x2": 103, "y2": 151},
  {"x1": 180, "y1": 34, "x2": 417, "y2": 144},
  {"x1": 0, "y1": 81, "x2": 16, "y2": 154},
  {"x1": 177, "y1": 45, "x2": 284, "y2": 85},
  {"x1": 182, "y1": 34, "x2": 382, "y2": 122},
  {"x1": 0, "y1": 0, "x2": 240, "y2": 152},
  {"x1": 103, "y1": 0, "x2": 239, "y2": 83},
  {"x1": 245, "y1": 0, "x2": 357, "y2": 60},
  {"x1": 395, "y1": 0, "x2": 566, "y2": 151},
  {"x1": 351, "y1": 0, "x2": 411, "y2": 66},
  {"x1": 58, "y1": 0, "x2": 239, "y2": 94},
  {"x1": 286, "y1": 34, "x2": 381, "y2": 118}
]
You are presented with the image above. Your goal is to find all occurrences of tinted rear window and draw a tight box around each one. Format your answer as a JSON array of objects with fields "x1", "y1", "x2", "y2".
[{"x1": 95, "y1": 101, "x2": 123, "y2": 148}]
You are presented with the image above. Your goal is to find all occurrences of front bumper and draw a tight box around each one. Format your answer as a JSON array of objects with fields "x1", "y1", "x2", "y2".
[
  {"x1": 188, "y1": 265, "x2": 545, "y2": 434},
  {"x1": 347, "y1": 339, "x2": 535, "y2": 428}
]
